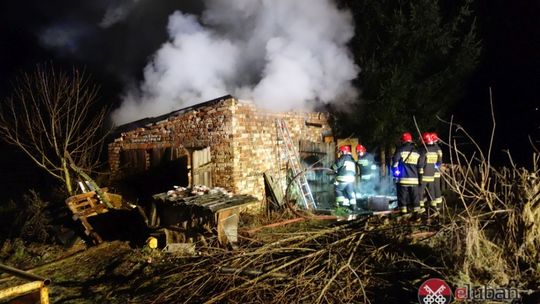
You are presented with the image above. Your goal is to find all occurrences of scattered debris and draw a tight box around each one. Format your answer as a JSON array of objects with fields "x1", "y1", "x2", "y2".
[
  {"x1": 152, "y1": 191, "x2": 257, "y2": 247},
  {"x1": 64, "y1": 189, "x2": 131, "y2": 244},
  {"x1": 166, "y1": 185, "x2": 233, "y2": 198},
  {"x1": 162, "y1": 243, "x2": 196, "y2": 255}
]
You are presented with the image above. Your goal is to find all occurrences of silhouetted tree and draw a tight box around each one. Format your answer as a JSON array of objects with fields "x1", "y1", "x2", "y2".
[
  {"x1": 0, "y1": 64, "x2": 109, "y2": 195},
  {"x1": 336, "y1": 0, "x2": 481, "y2": 166}
]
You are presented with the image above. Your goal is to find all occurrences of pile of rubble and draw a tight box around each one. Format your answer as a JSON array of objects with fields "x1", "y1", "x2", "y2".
[{"x1": 166, "y1": 185, "x2": 233, "y2": 198}]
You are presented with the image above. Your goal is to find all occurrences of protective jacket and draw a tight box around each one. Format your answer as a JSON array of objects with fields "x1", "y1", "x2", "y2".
[
  {"x1": 392, "y1": 142, "x2": 422, "y2": 185},
  {"x1": 433, "y1": 143, "x2": 443, "y2": 178},
  {"x1": 418, "y1": 144, "x2": 439, "y2": 182},
  {"x1": 357, "y1": 156, "x2": 374, "y2": 180},
  {"x1": 332, "y1": 153, "x2": 357, "y2": 183}
]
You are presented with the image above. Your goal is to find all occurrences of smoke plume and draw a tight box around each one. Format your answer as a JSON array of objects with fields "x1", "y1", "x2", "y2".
[
  {"x1": 38, "y1": 22, "x2": 93, "y2": 56},
  {"x1": 99, "y1": 0, "x2": 141, "y2": 28},
  {"x1": 112, "y1": 0, "x2": 359, "y2": 125}
]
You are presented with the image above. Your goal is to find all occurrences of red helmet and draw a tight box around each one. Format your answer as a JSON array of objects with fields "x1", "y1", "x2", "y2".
[
  {"x1": 422, "y1": 132, "x2": 434, "y2": 144},
  {"x1": 339, "y1": 145, "x2": 351, "y2": 153},
  {"x1": 401, "y1": 132, "x2": 413, "y2": 143},
  {"x1": 431, "y1": 132, "x2": 440, "y2": 143},
  {"x1": 356, "y1": 144, "x2": 366, "y2": 154}
]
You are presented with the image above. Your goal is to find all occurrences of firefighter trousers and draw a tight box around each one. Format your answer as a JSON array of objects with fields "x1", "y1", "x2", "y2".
[
  {"x1": 433, "y1": 177, "x2": 442, "y2": 205},
  {"x1": 397, "y1": 184, "x2": 419, "y2": 212},
  {"x1": 419, "y1": 181, "x2": 436, "y2": 208},
  {"x1": 335, "y1": 182, "x2": 356, "y2": 207}
]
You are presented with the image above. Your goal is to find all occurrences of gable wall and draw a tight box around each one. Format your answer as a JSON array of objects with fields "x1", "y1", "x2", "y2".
[
  {"x1": 230, "y1": 101, "x2": 332, "y2": 200},
  {"x1": 108, "y1": 97, "x2": 236, "y2": 190},
  {"x1": 108, "y1": 97, "x2": 332, "y2": 202}
]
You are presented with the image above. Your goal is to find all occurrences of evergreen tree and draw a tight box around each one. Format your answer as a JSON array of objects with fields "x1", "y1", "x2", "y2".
[{"x1": 335, "y1": 0, "x2": 481, "y2": 162}]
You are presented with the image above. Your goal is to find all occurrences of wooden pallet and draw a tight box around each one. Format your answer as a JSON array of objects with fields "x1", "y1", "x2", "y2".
[{"x1": 65, "y1": 190, "x2": 124, "y2": 244}]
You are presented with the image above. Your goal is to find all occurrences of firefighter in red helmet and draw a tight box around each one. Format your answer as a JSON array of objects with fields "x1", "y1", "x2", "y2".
[
  {"x1": 431, "y1": 132, "x2": 443, "y2": 210},
  {"x1": 356, "y1": 144, "x2": 367, "y2": 155},
  {"x1": 356, "y1": 144, "x2": 373, "y2": 181},
  {"x1": 355, "y1": 144, "x2": 375, "y2": 198},
  {"x1": 331, "y1": 145, "x2": 357, "y2": 212},
  {"x1": 401, "y1": 132, "x2": 413, "y2": 143},
  {"x1": 392, "y1": 132, "x2": 423, "y2": 214},
  {"x1": 418, "y1": 132, "x2": 438, "y2": 213}
]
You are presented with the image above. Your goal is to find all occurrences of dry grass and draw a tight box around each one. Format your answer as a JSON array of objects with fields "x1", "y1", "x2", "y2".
[
  {"x1": 125, "y1": 113, "x2": 540, "y2": 303},
  {"x1": 124, "y1": 217, "x2": 442, "y2": 304},
  {"x1": 433, "y1": 108, "x2": 540, "y2": 290},
  {"x1": 4, "y1": 104, "x2": 537, "y2": 303}
]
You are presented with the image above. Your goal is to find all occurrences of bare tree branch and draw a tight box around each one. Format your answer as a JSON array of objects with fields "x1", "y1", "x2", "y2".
[{"x1": 0, "y1": 64, "x2": 110, "y2": 195}]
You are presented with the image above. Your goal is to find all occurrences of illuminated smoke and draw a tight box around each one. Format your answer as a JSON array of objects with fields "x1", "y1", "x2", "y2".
[{"x1": 112, "y1": 0, "x2": 359, "y2": 124}]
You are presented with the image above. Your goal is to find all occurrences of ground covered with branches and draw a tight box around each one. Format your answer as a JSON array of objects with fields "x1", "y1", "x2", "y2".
[
  {"x1": 1, "y1": 164, "x2": 538, "y2": 304},
  {"x1": 1, "y1": 130, "x2": 539, "y2": 303},
  {"x1": 0, "y1": 217, "x2": 443, "y2": 303}
]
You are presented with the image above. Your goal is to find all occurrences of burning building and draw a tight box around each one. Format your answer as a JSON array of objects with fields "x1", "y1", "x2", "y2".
[{"x1": 108, "y1": 95, "x2": 335, "y2": 204}]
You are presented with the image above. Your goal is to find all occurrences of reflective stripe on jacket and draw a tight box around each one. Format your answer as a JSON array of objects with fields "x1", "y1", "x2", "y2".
[
  {"x1": 392, "y1": 143, "x2": 422, "y2": 185},
  {"x1": 357, "y1": 157, "x2": 373, "y2": 180},
  {"x1": 331, "y1": 154, "x2": 357, "y2": 183},
  {"x1": 434, "y1": 143, "x2": 443, "y2": 178},
  {"x1": 419, "y1": 144, "x2": 439, "y2": 182}
]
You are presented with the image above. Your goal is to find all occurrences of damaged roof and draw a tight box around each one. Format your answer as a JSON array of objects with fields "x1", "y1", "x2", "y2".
[{"x1": 112, "y1": 94, "x2": 233, "y2": 135}]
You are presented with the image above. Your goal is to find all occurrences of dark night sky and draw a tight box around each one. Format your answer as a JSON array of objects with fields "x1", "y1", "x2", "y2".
[
  {"x1": 454, "y1": 0, "x2": 539, "y2": 166},
  {"x1": 0, "y1": 0, "x2": 538, "y2": 199}
]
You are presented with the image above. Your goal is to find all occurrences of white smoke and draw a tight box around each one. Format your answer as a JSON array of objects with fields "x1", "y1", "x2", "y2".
[
  {"x1": 112, "y1": 0, "x2": 359, "y2": 125},
  {"x1": 100, "y1": 0, "x2": 141, "y2": 28},
  {"x1": 38, "y1": 23, "x2": 90, "y2": 55}
]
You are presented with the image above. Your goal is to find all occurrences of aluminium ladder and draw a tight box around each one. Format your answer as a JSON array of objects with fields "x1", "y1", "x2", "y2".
[{"x1": 275, "y1": 119, "x2": 317, "y2": 210}]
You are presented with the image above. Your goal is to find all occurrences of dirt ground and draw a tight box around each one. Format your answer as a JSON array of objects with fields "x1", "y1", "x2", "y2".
[
  {"x1": 0, "y1": 241, "x2": 141, "y2": 303},
  {"x1": 0, "y1": 211, "x2": 538, "y2": 304},
  {"x1": 0, "y1": 217, "x2": 432, "y2": 303}
]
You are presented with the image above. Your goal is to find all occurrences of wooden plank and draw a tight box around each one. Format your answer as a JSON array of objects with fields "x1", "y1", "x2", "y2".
[
  {"x1": 209, "y1": 198, "x2": 257, "y2": 213},
  {"x1": 0, "y1": 281, "x2": 43, "y2": 301},
  {"x1": 216, "y1": 209, "x2": 233, "y2": 246},
  {"x1": 79, "y1": 217, "x2": 102, "y2": 244},
  {"x1": 77, "y1": 208, "x2": 108, "y2": 218},
  {"x1": 192, "y1": 147, "x2": 213, "y2": 187},
  {"x1": 40, "y1": 286, "x2": 49, "y2": 304},
  {"x1": 221, "y1": 213, "x2": 239, "y2": 244},
  {"x1": 150, "y1": 148, "x2": 166, "y2": 167},
  {"x1": 66, "y1": 191, "x2": 97, "y2": 202},
  {"x1": 264, "y1": 172, "x2": 284, "y2": 207}
]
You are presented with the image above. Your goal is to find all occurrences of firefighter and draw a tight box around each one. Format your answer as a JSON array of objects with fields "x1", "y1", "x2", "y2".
[
  {"x1": 331, "y1": 145, "x2": 357, "y2": 211},
  {"x1": 418, "y1": 132, "x2": 438, "y2": 213},
  {"x1": 355, "y1": 144, "x2": 373, "y2": 196},
  {"x1": 431, "y1": 132, "x2": 443, "y2": 209},
  {"x1": 392, "y1": 132, "x2": 423, "y2": 214},
  {"x1": 356, "y1": 144, "x2": 372, "y2": 180}
]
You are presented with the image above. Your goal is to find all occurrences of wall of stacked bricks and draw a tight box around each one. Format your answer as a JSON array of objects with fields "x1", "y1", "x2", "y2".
[
  {"x1": 108, "y1": 97, "x2": 331, "y2": 200},
  {"x1": 231, "y1": 101, "x2": 331, "y2": 199},
  {"x1": 108, "y1": 98, "x2": 236, "y2": 188}
]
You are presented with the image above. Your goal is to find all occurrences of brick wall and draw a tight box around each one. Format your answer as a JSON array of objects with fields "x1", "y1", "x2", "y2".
[
  {"x1": 109, "y1": 97, "x2": 236, "y2": 190},
  {"x1": 108, "y1": 96, "x2": 332, "y2": 201},
  {"x1": 230, "y1": 101, "x2": 331, "y2": 200}
]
